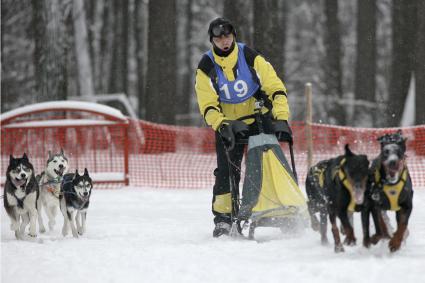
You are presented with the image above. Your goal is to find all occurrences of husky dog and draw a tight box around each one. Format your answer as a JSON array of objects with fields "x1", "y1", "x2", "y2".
[
  {"x1": 60, "y1": 169, "x2": 93, "y2": 238},
  {"x1": 3, "y1": 153, "x2": 39, "y2": 239},
  {"x1": 37, "y1": 149, "x2": 69, "y2": 232}
]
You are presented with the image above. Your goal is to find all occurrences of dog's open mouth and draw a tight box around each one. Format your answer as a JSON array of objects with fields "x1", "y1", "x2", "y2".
[
  {"x1": 54, "y1": 167, "x2": 65, "y2": 177},
  {"x1": 14, "y1": 177, "x2": 27, "y2": 187},
  {"x1": 386, "y1": 162, "x2": 401, "y2": 178},
  {"x1": 78, "y1": 193, "x2": 89, "y2": 202}
]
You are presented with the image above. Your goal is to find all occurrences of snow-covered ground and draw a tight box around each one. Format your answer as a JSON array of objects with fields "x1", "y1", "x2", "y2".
[{"x1": 2, "y1": 188, "x2": 425, "y2": 283}]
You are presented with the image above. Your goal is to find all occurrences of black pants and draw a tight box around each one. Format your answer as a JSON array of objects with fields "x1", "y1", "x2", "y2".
[{"x1": 212, "y1": 114, "x2": 275, "y2": 224}]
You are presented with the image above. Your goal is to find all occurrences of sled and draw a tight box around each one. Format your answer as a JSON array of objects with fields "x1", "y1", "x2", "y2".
[{"x1": 225, "y1": 101, "x2": 308, "y2": 239}]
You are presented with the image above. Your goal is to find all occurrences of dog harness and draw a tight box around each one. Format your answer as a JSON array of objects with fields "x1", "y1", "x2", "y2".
[
  {"x1": 335, "y1": 159, "x2": 357, "y2": 212},
  {"x1": 40, "y1": 176, "x2": 62, "y2": 198},
  {"x1": 374, "y1": 167, "x2": 408, "y2": 211},
  {"x1": 311, "y1": 162, "x2": 327, "y2": 188}
]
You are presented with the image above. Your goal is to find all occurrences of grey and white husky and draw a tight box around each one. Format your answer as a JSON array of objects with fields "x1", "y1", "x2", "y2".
[
  {"x1": 37, "y1": 149, "x2": 69, "y2": 232},
  {"x1": 3, "y1": 153, "x2": 39, "y2": 239},
  {"x1": 60, "y1": 169, "x2": 93, "y2": 238}
]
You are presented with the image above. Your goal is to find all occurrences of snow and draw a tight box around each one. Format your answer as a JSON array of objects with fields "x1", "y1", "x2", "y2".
[
  {"x1": 2, "y1": 119, "x2": 122, "y2": 128},
  {"x1": 2, "y1": 188, "x2": 425, "y2": 283},
  {"x1": 0, "y1": 100, "x2": 127, "y2": 123}
]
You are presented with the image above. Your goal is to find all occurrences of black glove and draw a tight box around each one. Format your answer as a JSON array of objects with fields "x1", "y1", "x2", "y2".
[
  {"x1": 218, "y1": 120, "x2": 248, "y2": 150},
  {"x1": 274, "y1": 120, "x2": 293, "y2": 144}
]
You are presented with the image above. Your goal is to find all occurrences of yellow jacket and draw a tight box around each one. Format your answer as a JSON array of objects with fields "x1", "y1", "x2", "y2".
[{"x1": 195, "y1": 43, "x2": 290, "y2": 130}]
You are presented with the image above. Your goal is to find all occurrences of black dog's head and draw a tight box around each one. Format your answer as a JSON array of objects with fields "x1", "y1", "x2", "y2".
[
  {"x1": 72, "y1": 168, "x2": 93, "y2": 201},
  {"x1": 342, "y1": 144, "x2": 370, "y2": 205},
  {"x1": 7, "y1": 153, "x2": 35, "y2": 188},
  {"x1": 377, "y1": 130, "x2": 407, "y2": 184}
]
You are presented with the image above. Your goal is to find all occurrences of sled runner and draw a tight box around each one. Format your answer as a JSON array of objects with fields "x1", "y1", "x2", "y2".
[{"x1": 224, "y1": 101, "x2": 308, "y2": 239}]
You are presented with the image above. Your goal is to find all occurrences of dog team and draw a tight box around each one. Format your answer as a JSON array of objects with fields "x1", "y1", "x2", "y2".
[
  {"x1": 3, "y1": 149, "x2": 93, "y2": 240},
  {"x1": 306, "y1": 130, "x2": 413, "y2": 252},
  {"x1": 3, "y1": 131, "x2": 413, "y2": 253}
]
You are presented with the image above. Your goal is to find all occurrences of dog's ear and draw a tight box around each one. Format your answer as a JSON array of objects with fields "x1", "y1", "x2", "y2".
[
  {"x1": 60, "y1": 148, "x2": 64, "y2": 155},
  {"x1": 73, "y1": 169, "x2": 79, "y2": 180},
  {"x1": 84, "y1": 168, "x2": 89, "y2": 176},
  {"x1": 9, "y1": 155, "x2": 15, "y2": 163},
  {"x1": 344, "y1": 144, "x2": 354, "y2": 157},
  {"x1": 48, "y1": 150, "x2": 52, "y2": 159},
  {"x1": 23, "y1": 153, "x2": 28, "y2": 160}
]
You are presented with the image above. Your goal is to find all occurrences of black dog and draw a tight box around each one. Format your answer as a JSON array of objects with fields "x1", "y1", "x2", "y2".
[
  {"x1": 60, "y1": 168, "x2": 93, "y2": 238},
  {"x1": 367, "y1": 130, "x2": 413, "y2": 252},
  {"x1": 3, "y1": 153, "x2": 39, "y2": 239},
  {"x1": 305, "y1": 144, "x2": 370, "y2": 252}
]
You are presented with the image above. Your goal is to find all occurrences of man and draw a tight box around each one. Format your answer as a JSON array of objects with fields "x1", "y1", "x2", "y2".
[{"x1": 195, "y1": 17, "x2": 292, "y2": 237}]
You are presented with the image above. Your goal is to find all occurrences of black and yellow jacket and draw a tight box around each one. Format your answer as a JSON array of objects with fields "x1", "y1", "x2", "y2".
[{"x1": 195, "y1": 43, "x2": 290, "y2": 130}]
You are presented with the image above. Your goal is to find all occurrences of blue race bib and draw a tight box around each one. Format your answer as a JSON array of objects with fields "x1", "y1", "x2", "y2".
[{"x1": 206, "y1": 43, "x2": 259, "y2": 104}]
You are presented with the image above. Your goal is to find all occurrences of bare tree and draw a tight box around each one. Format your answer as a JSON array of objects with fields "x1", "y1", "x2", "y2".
[
  {"x1": 354, "y1": 0, "x2": 376, "y2": 126},
  {"x1": 387, "y1": 0, "x2": 417, "y2": 126},
  {"x1": 224, "y1": 0, "x2": 253, "y2": 46},
  {"x1": 323, "y1": 0, "x2": 345, "y2": 125},
  {"x1": 32, "y1": 0, "x2": 71, "y2": 101},
  {"x1": 415, "y1": 0, "x2": 425, "y2": 124},
  {"x1": 109, "y1": 0, "x2": 129, "y2": 94},
  {"x1": 134, "y1": 0, "x2": 147, "y2": 118},
  {"x1": 253, "y1": 0, "x2": 286, "y2": 79},
  {"x1": 145, "y1": 0, "x2": 176, "y2": 124},
  {"x1": 73, "y1": 0, "x2": 94, "y2": 97}
]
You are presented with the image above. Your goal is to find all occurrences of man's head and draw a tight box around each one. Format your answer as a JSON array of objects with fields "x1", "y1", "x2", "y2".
[{"x1": 208, "y1": 17, "x2": 236, "y2": 52}]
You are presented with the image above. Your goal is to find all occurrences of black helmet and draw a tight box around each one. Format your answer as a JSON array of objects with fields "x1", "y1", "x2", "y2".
[{"x1": 208, "y1": 17, "x2": 236, "y2": 42}]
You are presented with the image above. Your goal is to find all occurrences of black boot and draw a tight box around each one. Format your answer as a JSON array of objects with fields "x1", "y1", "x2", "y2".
[{"x1": 213, "y1": 222, "x2": 231, "y2": 237}]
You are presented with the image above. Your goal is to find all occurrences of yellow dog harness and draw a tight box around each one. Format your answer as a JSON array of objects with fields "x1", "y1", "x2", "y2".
[{"x1": 374, "y1": 167, "x2": 408, "y2": 211}]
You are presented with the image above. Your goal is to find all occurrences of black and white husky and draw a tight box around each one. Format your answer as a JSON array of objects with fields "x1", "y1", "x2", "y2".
[
  {"x1": 37, "y1": 149, "x2": 69, "y2": 232},
  {"x1": 3, "y1": 153, "x2": 39, "y2": 239},
  {"x1": 60, "y1": 169, "x2": 93, "y2": 238}
]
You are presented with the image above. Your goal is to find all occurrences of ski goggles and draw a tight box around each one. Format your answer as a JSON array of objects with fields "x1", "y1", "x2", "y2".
[{"x1": 211, "y1": 24, "x2": 234, "y2": 37}]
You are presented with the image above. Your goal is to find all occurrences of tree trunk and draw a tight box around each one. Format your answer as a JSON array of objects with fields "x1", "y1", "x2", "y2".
[
  {"x1": 387, "y1": 0, "x2": 417, "y2": 126},
  {"x1": 224, "y1": 0, "x2": 253, "y2": 46},
  {"x1": 354, "y1": 0, "x2": 376, "y2": 126},
  {"x1": 323, "y1": 0, "x2": 345, "y2": 125},
  {"x1": 253, "y1": 0, "x2": 285, "y2": 79},
  {"x1": 145, "y1": 0, "x2": 176, "y2": 124},
  {"x1": 415, "y1": 0, "x2": 425, "y2": 124},
  {"x1": 175, "y1": 0, "x2": 193, "y2": 125},
  {"x1": 109, "y1": 0, "x2": 129, "y2": 94},
  {"x1": 99, "y1": 0, "x2": 114, "y2": 93},
  {"x1": 134, "y1": 0, "x2": 146, "y2": 118},
  {"x1": 73, "y1": 0, "x2": 95, "y2": 97},
  {"x1": 87, "y1": 0, "x2": 105, "y2": 93},
  {"x1": 32, "y1": 0, "x2": 70, "y2": 101}
]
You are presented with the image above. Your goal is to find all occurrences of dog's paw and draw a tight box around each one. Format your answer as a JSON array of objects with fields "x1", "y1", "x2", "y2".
[
  {"x1": 77, "y1": 228, "x2": 84, "y2": 236},
  {"x1": 370, "y1": 234, "x2": 383, "y2": 245},
  {"x1": 343, "y1": 236, "x2": 356, "y2": 246},
  {"x1": 39, "y1": 227, "x2": 46, "y2": 233},
  {"x1": 389, "y1": 237, "x2": 401, "y2": 252},
  {"x1": 10, "y1": 223, "x2": 19, "y2": 231},
  {"x1": 28, "y1": 232, "x2": 37, "y2": 238},
  {"x1": 363, "y1": 237, "x2": 371, "y2": 248},
  {"x1": 48, "y1": 221, "x2": 56, "y2": 231},
  {"x1": 62, "y1": 227, "x2": 68, "y2": 237},
  {"x1": 334, "y1": 244, "x2": 345, "y2": 253},
  {"x1": 321, "y1": 236, "x2": 329, "y2": 246},
  {"x1": 72, "y1": 231, "x2": 79, "y2": 238}
]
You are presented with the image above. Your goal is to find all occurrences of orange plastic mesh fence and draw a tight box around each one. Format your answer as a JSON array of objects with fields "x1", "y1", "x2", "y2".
[
  {"x1": 2, "y1": 119, "x2": 424, "y2": 189},
  {"x1": 128, "y1": 120, "x2": 424, "y2": 189}
]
